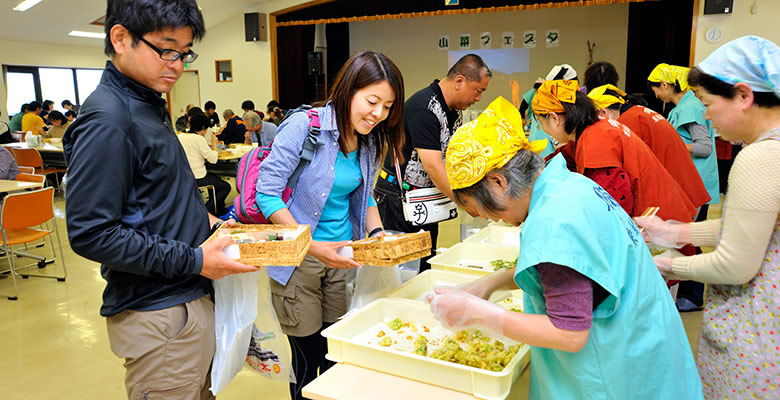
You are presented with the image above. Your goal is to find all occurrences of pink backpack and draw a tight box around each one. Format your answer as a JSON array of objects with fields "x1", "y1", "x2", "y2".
[{"x1": 234, "y1": 106, "x2": 321, "y2": 223}]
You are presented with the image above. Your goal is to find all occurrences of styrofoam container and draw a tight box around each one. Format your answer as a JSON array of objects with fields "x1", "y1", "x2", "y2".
[
  {"x1": 463, "y1": 225, "x2": 521, "y2": 247},
  {"x1": 388, "y1": 269, "x2": 516, "y2": 304},
  {"x1": 429, "y1": 242, "x2": 520, "y2": 277},
  {"x1": 322, "y1": 298, "x2": 530, "y2": 400}
]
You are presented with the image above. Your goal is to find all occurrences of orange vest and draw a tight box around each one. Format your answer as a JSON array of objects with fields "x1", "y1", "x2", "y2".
[
  {"x1": 618, "y1": 106, "x2": 711, "y2": 209},
  {"x1": 575, "y1": 118, "x2": 695, "y2": 222}
]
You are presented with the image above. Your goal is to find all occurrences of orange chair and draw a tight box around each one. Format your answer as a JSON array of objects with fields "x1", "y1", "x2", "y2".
[
  {"x1": 18, "y1": 166, "x2": 35, "y2": 175},
  {"x1": 0, "y1": 187, "x2": 67, "y2": 300},
  {"x1": 15, "y1": 173, "x2": 46, "y2": 187},
  {"x1": 10, "y1": 148, "x2": 66, "y2": 189}
]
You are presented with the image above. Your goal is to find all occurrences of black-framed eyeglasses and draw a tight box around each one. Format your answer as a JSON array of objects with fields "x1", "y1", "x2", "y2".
[{"x1": 136, "y1": 35, "x2": 198, "y2": 63}]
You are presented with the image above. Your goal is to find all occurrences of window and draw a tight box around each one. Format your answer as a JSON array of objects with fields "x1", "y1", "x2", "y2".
[
  {"x1": 3, "y1": 65, "x2": 103, "y2": 116},
  {"x1": 76, "y1": 69, "x2": 104, "y2": 101},
  {"x1": 216, "y1": 60, "x2": 232, "y2": 82},
  {"x1": 40, "y1": 68, "x2": 76, "y2": 112},
  {"x1": 6, "y1": 72, "x2": 35, "y2": 117}
]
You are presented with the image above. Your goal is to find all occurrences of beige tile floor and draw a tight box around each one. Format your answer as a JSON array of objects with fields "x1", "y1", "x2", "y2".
[{"x1": 0, "y1": 196, "x2": 714, "y2": 400}]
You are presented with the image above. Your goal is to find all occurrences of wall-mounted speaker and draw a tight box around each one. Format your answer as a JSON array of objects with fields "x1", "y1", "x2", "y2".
[
  {"x1": 308, "y1": 52, "x2": 323, "y2": 75},
  {"x1": 703, "y1": 0, "x2": 733, "y2": 15},
  {"x1": 244, "y1": 12, "x2": 267, "y2": 42}
]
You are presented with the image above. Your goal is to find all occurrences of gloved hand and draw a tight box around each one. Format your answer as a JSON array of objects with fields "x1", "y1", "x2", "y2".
[
  {"x1": 454, "y1": 269, "x2": 515, "y2": 300},
  {"x1": 427, "y1": 289, "x2": 507, "y2": 335},
  {"x1": 653, "y1": 255, "x2": 674, "y2": 278},
  {"x1": 633, "y1": 215, "x2": 689, "y2": 248}
]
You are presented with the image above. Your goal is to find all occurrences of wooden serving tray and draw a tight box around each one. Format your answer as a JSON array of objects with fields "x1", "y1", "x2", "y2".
[
  {"x1": 207, "y1": 223, "x2": 311, "y2": 267},
  {"x1": 351, "y1": 231, "x2": 432, "y2": 267}
]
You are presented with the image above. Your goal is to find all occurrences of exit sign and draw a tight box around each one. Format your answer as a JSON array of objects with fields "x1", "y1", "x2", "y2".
[{"x1": 445, "y1": 0, "x2": 459, "y2": 5}]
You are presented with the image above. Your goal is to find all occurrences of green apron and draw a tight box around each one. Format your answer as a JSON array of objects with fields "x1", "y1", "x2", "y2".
[
  {"x1": 668, "y1": 90, "x2": 720, "y2": 203},
  {"x1": 514, "y1": 155, "x2": 703, "y2": 399}
]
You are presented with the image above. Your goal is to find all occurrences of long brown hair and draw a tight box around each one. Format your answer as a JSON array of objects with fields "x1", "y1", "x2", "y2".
[{"x1": 320, "y1": 50, "x2": 405, "y2": 164}]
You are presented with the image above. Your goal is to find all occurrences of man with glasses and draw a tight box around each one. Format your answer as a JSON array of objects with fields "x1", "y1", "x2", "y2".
[{"x1": 62, "y1": 1, "x2": 256, "y2": 399}]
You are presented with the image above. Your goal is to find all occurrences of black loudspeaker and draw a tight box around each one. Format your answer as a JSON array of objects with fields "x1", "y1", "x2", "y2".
[
  {"x1": 703, "y1": 0, "x2": 733, "y2": 14},
  {"x1": 244, "y1": 12, "x2": 267, "y2": 42},
  {"x1": 308, "y1": 51, "x2": 323, "y2": 75}
]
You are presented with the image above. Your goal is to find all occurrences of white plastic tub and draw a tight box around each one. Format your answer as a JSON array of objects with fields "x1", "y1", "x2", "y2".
[
  {"x1": 387, "y1": 269, "x2": 520, "y2": 306},
  {"x1": 463, "y1": 225, "x2": 521, "y2": 247},
  {"x1": 322, "y1": 298, "x2": 530, "y2": 400},
  {"x1": 428, "y1": 243, "x2": 520, "y2": 277}
]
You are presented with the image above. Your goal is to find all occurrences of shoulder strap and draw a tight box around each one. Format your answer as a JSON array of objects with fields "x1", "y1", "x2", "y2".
[{"x1": 286, "y1": 106, "x2": 321, "y2": 189}]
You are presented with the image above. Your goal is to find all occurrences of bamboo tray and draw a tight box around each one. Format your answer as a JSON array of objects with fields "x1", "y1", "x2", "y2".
[
  {"x1": 208, "y1": 223, "x2": 311, "y2": 267},
  {"x1": 351, "y1": 231, "x2": 432, "y2": 267}
]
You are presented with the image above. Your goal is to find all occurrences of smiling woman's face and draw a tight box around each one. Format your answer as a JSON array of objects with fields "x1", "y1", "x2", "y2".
[{"x1": 349, "y1": 80, "x2": 395, "y2": 135}]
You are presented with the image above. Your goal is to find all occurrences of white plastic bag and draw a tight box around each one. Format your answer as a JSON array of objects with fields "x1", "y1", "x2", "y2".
[
  {"x1": 349, "y1": 265, "x2": 402, "y2": 309},
  {"x1": 244, "y1": 270, "x2": 295, "y2": 383},
  {"x1": 210, "y1": 270, "x2": 262, "y2": 395}
]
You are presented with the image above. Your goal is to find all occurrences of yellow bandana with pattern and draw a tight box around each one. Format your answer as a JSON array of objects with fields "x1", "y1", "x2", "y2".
[{"x1": 446, "y1": 96, "x2": 547, "y2": 190}]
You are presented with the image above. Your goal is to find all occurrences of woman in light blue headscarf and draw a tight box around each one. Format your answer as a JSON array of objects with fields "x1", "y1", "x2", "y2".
[{"x1": 636, "y1": 36, "x2": 780, "y2": 398}]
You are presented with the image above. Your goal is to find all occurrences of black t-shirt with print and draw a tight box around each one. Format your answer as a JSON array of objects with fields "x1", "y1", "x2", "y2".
[{"x1": 382, "y1": 79, "x2": 461, "y2": 188}]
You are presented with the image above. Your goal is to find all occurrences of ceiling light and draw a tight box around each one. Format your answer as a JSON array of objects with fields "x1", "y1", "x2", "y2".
[
  {"x1": 69, "y1": 31, "x2": 106, "y2": 39},
  {"x1": 13, "y1": 0, "x2": 43, "y2": 12}
]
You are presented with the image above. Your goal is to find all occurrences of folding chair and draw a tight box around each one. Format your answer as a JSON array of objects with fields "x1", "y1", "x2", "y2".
[
  {"x1": 198, "y1": 184, "x2": 217, "y2": 214},
  {"x1": 10, "y1": 148, "x2": 67, "y2": 190},
  {"x1": 18, "y1": 166, "x2": 35, "y2": 175},
  {"x1": 15, "y1": 173, "x2": 46, "y2": 187},
  {"x1": 0, "y1": 187, "x2": 67, "y2": 300}
]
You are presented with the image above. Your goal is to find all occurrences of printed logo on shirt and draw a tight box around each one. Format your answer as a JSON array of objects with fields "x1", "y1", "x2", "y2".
[{"x1": 593, "y1": 186, "x2": 640, "y2": 246}]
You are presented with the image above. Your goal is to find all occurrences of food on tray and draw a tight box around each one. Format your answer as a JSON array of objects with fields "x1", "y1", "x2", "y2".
[
  {"x1": 226, "y1": 229, "x2": 288, "y2": 243},
  {"x1": 490, "y1": 258, "x2": 517, "y2": 271},
  {"x1": 429, "y1": 330, "x2": 520, "y2": 372},
  {"x1": 372, "y1": 318, "x2": 521, "y2": 372},
  {"x1": 498, "y1": 297, "x2": 524, "y2": 313},
  {"x1": 413, "y1": 335, "x2": 428, "y2": 356},
  {"x1": 209, "y1": 223, "x2": 311, "y2": 267},
  {"x1": 387, "y1": 317, "x2": 405, "y2": 331}
]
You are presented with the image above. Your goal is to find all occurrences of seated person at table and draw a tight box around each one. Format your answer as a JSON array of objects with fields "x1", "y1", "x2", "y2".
[
  {"x1": 250, "y1": 119, "x2": 278, "y2": 147},
  {"x1": 187, "y1": 107, "x2": 216, "y2": 149},
  {"x1": 65, "y1": 110, "x2": 77, "y2": 123},
  {"x1": 9, "y1": 103, "x2": 29, "y2": 133},
  {"x1": 218, "y1": 109, "x2": 246, "y2": 145},
  {"x1": 0, "y1": 109, "x2": 13, "y2": 144},
  {"x1": 0, "y1": 146, "x2": 19, "y2": 180},
  {"x1": 204, "y1": 100, "x2": 220, "y2": 128},
  {"x1": 39, "y1": 100, "x2": 54, "y2": 123},
  {"x1": 45, "y1": 111, "x2": 71, "y2": 139},
  {"x1": 178, "y1": 114, "x2": 231, "y2": 216},
  {"x1": 175, "y1": 104, "x2": 195, "y2": 132},
  {"x1": 22, "y1": 101, "x2": 47, "y2": 136}
]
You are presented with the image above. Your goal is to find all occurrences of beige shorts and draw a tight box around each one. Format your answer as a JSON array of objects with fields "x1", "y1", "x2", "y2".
[
  {"x1": 106, "y1": 295, "x2": 215, "y2": 400},
  {"x1": 270, "y1": 255, "x2": 348, "y2": 337}
]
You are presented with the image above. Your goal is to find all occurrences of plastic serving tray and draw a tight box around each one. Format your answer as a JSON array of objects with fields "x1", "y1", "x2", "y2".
[
  {"x1": 463, "y1": 225, "x2": 522, "y2": 247},
  {"x1": 428, "y1": 243, "x2": 520, "y2": 277},
  {"x1": 387, "y1": 269, "x2": 519, "y2": 306},
  {"x1": 322, "y1": 298, "x2": 530, "y2": 400}
]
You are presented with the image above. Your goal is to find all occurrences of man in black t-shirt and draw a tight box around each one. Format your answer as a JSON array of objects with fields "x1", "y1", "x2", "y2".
[
  {"x1": 375, "y1": 54, "x2": 491, "y2": 271},
  {"x1": 204, "y1": 100, "x2": 220, "y2": 128}
]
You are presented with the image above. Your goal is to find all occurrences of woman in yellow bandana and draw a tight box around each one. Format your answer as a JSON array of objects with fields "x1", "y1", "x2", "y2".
[
  {"x1": 533, "y1": 80, "x2": 695, "y2": 222},
  {"x1": 428, "y1": 96, "x2": 703, "y2": 400},
  {"x1": 648, "y1": 63, "x2": 720, "y2": 311}
]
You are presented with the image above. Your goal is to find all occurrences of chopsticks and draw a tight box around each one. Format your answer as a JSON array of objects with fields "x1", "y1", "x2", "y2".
[{"x1": 638, "y1": 206, "x2": 660, "y2": 234}]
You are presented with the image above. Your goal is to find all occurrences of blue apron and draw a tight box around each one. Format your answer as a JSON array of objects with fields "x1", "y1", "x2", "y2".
[
  {"x1": 668, "y1": 90, "x2": 720, "y2": 203},
  {"x1": 514, "y1": 155, "x2": 703, "y2": 400},
  {"x1": 523, "y1": 88, "x2": 555, "y2": 158}
]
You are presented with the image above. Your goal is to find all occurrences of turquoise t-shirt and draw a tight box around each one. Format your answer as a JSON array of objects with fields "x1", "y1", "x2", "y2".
[
  {"x1": 668, "y1": 90, "x2": 720, "y2": 203},
  {"x1": 514, "y1": 155, "x2": 703, "y2": 400},
  {"x1": 257, "y1": 149, "x2": 376, "y2": 241},
  {"x1": 523, "y1": 88, "x2": 555, "y2": 158}
]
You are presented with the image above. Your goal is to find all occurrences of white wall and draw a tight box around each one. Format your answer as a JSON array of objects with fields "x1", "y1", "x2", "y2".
[
  {"x1": 0, "y1": 39, "x2": 106, "y2": 118},
  {"x1": 349, "y1": 4, "x2": 629, "y2": 111},
  {"x1": 693, "y1": 0, "x2": 780, "y2": 64}
]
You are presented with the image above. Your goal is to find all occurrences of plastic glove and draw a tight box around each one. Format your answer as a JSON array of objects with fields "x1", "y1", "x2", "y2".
[
  {"x1": 455, "y1": 269, "x2": 516, "y2": 300},
  {"x1": 653, "y1": 255, "x2": 674, "y2": 278},
  {"x1": 427, "y1": 289, "x2": 506, "y2": 335},
  {"x1": 633, "y1": 215, "x2": 688, "y2": 248}
]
